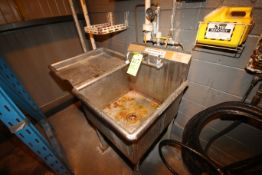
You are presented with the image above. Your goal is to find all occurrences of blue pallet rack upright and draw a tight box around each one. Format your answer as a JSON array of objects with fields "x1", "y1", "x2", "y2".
[
  {"x1": 0, "y1": 87, "x2": 71, "y2": 174},
  {"x1": 0, "y1": 58, "x2": 65, "y2": 157},
  {"x1": 0, "y1": 58, "x2": 71, "y2": 174}
]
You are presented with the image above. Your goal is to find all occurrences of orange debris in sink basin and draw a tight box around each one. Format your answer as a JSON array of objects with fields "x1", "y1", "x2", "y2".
[{"x1": 103, "y1": 91, "x2": 160, "y2": 133}]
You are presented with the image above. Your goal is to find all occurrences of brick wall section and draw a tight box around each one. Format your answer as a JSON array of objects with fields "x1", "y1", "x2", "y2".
[{"x1": 87, "y1": 0, "x2": 262, "y2": 162}]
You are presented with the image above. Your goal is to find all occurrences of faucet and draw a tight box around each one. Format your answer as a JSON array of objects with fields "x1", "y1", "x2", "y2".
[
  {"x1": 126, "y1": 51, "x2": 164, "y2": 69},
  {"x1": 125, "y1": 52, "x2": 130, "y2": 64}
]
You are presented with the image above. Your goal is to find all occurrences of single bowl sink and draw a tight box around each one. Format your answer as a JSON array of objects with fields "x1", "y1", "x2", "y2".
[
  {"x1": 76, "y1": 63, "x2": 188, "y2": 139},
  {"x1": 50, "y1": 46, "x2": 191, "y2": 164},
  {"x1": 75, "y1": 60, "x2": 189, "y2": 164}
]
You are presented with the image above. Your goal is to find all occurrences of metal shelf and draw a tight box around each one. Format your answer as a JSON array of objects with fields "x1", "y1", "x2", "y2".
[
  {"x1": 0, "y1": 87, "x2": 71, "y2": 175},
  {"x1": 84, "y1": 11, "x2": 128, "y2": 35},
  {"x1": 0, "y1": 58, "x2": 71, "y2": 175}
]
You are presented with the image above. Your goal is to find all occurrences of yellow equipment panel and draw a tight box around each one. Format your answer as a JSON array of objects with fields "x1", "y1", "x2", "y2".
[{"x1": 196, "y1": 6, "x2": 253, "y2": 48}]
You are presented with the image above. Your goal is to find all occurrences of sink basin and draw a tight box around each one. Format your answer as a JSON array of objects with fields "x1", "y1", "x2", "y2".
[
  {"x1": 103, "y1": 90, "x2": 160, "y2": 134},
  {"x1": 76, "y1": 63, "x2": 187, "y2": 138},
  {"x1": 50, "y1": 46, "x2": 191, "y2": 164}
]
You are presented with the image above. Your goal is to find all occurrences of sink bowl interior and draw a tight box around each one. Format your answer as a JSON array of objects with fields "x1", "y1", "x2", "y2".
[
  {"x1": 77, "y1": 60, "x2": 187, "y2": 134},
  {"x1": 103, "y1": 90, "x2": 160, "y2": 133}
]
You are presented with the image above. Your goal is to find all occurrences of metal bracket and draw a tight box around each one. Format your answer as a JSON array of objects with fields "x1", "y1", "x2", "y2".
[
  {"x1": 9, "y1": 118, "x2": 29, "y2": 134},
  {"x1": 193, "y1": 43, "x2": 245, "y2": 58}
]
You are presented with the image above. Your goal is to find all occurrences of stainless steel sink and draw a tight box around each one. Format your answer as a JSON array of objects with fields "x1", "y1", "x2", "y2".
[{"x1": 50, "y1": 45, "x2": 191, "y2": 165}]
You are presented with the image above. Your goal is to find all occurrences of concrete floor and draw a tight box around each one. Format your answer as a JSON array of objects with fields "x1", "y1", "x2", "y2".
[
  {"x1": 0, "y1": 103, "x2": 189, "y2": 175},
  {"x1": 0, "y1": 134, "x2": 54, "y2": 175}
]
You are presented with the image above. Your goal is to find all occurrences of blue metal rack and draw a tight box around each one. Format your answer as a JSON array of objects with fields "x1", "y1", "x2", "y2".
[
  {"x1": 0, "y1": 59, "x2": 42, "y2": 120},
  {"x1": 0, "y1": 87, "x2": 71, "y2": 175},
  {"x1": 0, "y1": 58, "x2": 66, "y2": 157},
  {"x1": 0, "y1": 58, "x2": 71, "y2": 174}
]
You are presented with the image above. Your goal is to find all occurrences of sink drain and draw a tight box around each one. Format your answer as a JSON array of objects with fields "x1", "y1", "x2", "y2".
[{"x1": 126, "y1": 113, "x2": 140, "y2": 124}]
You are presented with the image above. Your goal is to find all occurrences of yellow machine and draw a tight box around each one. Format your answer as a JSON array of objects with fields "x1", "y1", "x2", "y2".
[{"x1": 196, "y1": 6, "x2": 253, "y2": 48}]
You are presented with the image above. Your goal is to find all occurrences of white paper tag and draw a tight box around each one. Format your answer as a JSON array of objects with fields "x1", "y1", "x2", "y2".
[
  {"x1": 127, "y1": 54, "x2": 143, "y2": 76},
  {"x1": 205, "y1": 22, "x2": 235, "y2": 41},
  {"x1": 144, "y1": 48, "x2": 166, "y2": 58}
]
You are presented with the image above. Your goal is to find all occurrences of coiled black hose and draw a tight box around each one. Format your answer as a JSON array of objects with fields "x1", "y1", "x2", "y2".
[
  {"x1": 159, "y1": 101, "x2": 262, "y2": 175},
  {"x1": 182, "y1": 101, "x2": 262, "y2": 175},
  {"x1": 204, "y1": 76, "x2": 262, "y2": 153},
  {"x1": 159, "y1": 139, "x2": 224, "y2": 175}
]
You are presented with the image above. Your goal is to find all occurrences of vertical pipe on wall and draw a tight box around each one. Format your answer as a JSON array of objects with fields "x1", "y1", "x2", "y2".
[
  {"x1": 79, "y1": 0, "x2": 96, "y2": 50},
  {"x1": 143, "y1": 0, "x2": 152, "y2": 42},
  {"x1": 170, "y1": 0, "x2": 176, "y2": 38},
  {"x1": 156, "y1": 6, "x2": 160, "y2": 34},
  {"x1": 145, "y1": 0, "x2": 151, "y2": 25},
  {"x1": 68, "y1": 0, "x2": 87, "y2": 53}
]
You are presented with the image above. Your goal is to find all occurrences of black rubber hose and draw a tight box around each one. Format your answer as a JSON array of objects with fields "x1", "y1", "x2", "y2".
[
  {"x1": 204, "y1": 121, "x2": 241, "y2": 153},
  {"x1": 159, "y1": 139, "x2": 224, "y2": 175},
  {"x1": 182, "y1": 102, "x2": 262, "y2": 175},
  {"x1": 241, "y1": 75, "x2": 261, "y2": 103},
  {"x1": 222, "y1": 153, "x2": 262, "y2": 174},
  {"x1": 250, "y1": 83, "x2": 262, "y2": 105},
  {"x1": 182, "y1": 102, "x2": 262, "y2": 150},
  {"x1": 204, "y1": 77, "x2": 262, "y2": 153}
]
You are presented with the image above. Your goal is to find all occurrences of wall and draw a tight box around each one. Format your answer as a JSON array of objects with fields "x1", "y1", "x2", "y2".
[
  {"x1": 0, "y1": 0, "x2": 87, "y2": 111},
  {"x1": 0, "y1": 21, "x2": 87, "y2": 110},
  {"x1": 0, "y1": 0, "x2": 72, "y2": 24},
  {"x1": 87, "y1": 0, "x2": 262, "y2": 164}
]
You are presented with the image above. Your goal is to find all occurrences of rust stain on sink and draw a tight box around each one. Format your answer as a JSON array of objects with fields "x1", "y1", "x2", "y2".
[{"x1": 103, "y1": 91, "x2": 160, "y2": 133}]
